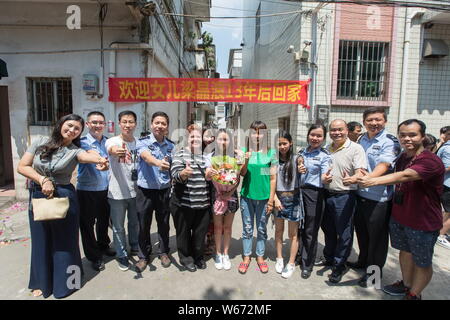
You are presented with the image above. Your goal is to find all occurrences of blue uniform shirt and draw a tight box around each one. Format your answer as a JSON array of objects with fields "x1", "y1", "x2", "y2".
[
  {"x1": 437, "y1": 141, "x2": 450, "y2": 188},
  {"x1": 136, "y1": 133, "x2": 175, "y2": 190},
  {"x1": 77, "y1": 133, "x2": 109, "y2": 191},
  {"x1": 298, "y1": 147, "x2": 331, "y2": 188},
  {"x1": 357, "y1": 129, "x2": 401, "y2": 202}
]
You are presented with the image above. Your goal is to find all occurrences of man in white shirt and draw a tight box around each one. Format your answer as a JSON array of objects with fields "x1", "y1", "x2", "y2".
[{"x1": 105, "y1": 110, "x2": 140, "y2": 271}]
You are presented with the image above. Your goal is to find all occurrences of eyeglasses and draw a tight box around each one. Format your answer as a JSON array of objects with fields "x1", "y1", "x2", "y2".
[{"x1": 89, "y1": 121, "x2": 106, "y2": 126}]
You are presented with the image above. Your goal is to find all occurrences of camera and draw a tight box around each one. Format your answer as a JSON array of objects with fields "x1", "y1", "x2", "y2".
[{"x1": 131, "y1": 169, "x2": 138, "y2": 181}]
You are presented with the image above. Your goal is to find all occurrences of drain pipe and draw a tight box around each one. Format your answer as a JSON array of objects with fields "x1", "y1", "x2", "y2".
[
  {"x1": 398, "y1": 9, "x2": 424, "y2": 124},
  {"x1": 108, "y1": 42, "x2": 152, "y2": 134}
]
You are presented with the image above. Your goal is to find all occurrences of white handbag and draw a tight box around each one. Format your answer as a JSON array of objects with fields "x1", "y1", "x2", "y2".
[{"x1": 32, "y1": 197, "x2": 70, "y2": 221}]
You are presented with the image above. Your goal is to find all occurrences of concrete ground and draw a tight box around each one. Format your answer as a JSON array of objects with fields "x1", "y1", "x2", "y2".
[{"x1": 0, "y1": 201, "x2": 449, "y2": 300}]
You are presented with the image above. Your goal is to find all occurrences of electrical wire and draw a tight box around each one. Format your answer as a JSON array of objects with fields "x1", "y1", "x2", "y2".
[
  {"x1": 203, "y1": 3, "x2": 443, "y2": 30},
  {"x1": 160, "y1": 9, "x2": 307, "y2": 19},
  {"x1": 167, "y1": 0, "x2": 450, "y2": 19}
]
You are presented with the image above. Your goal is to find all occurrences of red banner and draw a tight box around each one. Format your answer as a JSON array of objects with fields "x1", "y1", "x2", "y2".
[{"x1": 109, "y1": 77, "x2": 310, "y2": 106}]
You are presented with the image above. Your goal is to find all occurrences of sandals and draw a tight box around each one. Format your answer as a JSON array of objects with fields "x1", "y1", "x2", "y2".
[
  {"x1": 238, "y1": 260, "x2": 251, "y2": 274},
  {"x1": 32, "y1": 289, "x2": 43, "y2": 297},
  {"x1": 257, "y1": 260, "x2": 269, "y2": 274}
]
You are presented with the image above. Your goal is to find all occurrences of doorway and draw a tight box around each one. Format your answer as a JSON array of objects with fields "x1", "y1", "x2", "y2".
[{"x1": 0, "y1": 86, "x2": 14, "y2": 188}]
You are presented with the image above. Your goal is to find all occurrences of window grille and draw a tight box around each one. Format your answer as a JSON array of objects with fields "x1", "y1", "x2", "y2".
[
  {"x1": 337, "y1": 41, "x2": 389, "y2": 101},
  {"x1": 28, "y1": 78, "x2": 73, "y2": 125}
]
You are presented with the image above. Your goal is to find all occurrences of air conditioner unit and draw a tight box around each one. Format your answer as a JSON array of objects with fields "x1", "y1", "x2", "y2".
[{"x1": 423, "y1": 39, "x2": 449, "y2": 59}]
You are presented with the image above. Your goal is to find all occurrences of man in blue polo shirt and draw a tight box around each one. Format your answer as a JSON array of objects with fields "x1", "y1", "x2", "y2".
[
  {"x1": 77, "y1": 111, "x2": 114, "y2": 271},
  {"x1": 135, "y1": 112, "x2": 174, "y2": 272},
  {"x1": 351, "y1": 107, "x2": 401, "y2": 287},
  {"x1": 436, "y1": 127, "x2": 450, "y2": 249}
]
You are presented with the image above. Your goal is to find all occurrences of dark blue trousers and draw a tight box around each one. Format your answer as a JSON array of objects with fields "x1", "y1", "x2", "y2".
[
  {"x1": 28, "y1": 184, "x2": 83, "y2": 299},
  {"x1": 322, "y1": 191, "x2": 356, "y2": 268}
]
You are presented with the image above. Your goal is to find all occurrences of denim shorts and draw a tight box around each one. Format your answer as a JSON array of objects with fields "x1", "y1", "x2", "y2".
[
  {"x1": 389, "y1": 217, "x2": 439, "y2": 268},
  {"x1": 274, "y1": 191, "x2": 303, "y2": 223}
]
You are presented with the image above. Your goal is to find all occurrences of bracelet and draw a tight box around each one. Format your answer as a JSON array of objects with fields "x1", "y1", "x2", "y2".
[{"x1": 40, "y1": 176, "x2": 50, "y2": 186}]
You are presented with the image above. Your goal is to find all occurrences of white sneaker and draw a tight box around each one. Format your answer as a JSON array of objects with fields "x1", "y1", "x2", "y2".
[
  {"x1": 436, "y1": 235, "x2": 450, "y2": 250},
  {"x1": 214, "y1": 254, "x2": 223, "y2": 270},
  {"x1": 222, "y1": 255, "x2": 231, "y2": 270},
  {"x1": 281, "y1": 263, "x2": 295, "y2": 279},
  {"x1": 275, "y1": 258, "x2": 284, "y2": 274}
]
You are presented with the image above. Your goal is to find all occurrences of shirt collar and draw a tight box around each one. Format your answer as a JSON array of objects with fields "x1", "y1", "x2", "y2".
[
  {"x1": 86, "y1": 132, "x2": 106, "y2": 145},
  {"x1": 329, "y1": 138, "x2": 351, "y2": 153},
  {"x1": 362, "y1": 128, "x2": 386, "y2": 142},
  {"x1": 304, "y1": 147, "x2": 320, "y2": 155},
  {"x1": 150, "y1": 132, "x2": 167, "y2": 146}
]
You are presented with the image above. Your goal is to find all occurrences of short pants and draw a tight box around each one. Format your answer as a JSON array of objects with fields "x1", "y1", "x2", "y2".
[
  {"x1": 389, "y1": 217, "x2": 439, "y2": 268},
  {"x1": 273, "y1": 191, "x2": 304, "y2": 223}
]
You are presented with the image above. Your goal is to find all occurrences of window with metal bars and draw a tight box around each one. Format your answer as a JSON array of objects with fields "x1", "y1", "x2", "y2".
[
  {"x1": 27, "y1": 78, "x2": 73, "y2": 125},
  {"x1": 337, "y1": 41, "x2": 389, "y2": 101}
]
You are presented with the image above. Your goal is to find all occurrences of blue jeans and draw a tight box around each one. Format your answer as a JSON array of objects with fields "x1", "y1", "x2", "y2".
[
  {"x1": 240, "y1": 197, "x2": 268, "y2": 257},
  {"x1": 108, "y1": 198, "x2": 139, "y2": 258}
]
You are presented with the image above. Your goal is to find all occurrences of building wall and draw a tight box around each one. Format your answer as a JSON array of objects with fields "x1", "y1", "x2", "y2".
[
  {"x1": 0, "y1": 1, "x2": 193, "y2": 199},
  {"x1": 241, "y1": 3, "x2": 449, "y2": 151}
]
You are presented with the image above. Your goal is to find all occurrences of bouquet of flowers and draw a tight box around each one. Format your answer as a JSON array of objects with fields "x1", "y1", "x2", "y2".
[{"x1": 211, "y1": 155, "x2": 240, "y2": 215}]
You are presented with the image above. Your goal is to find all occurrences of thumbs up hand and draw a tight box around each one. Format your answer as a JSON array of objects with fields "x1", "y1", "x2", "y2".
[
  {"x1": 181, "y1": 160, "x2": 194, "y2": 181},
  {"x1": 322, "y1": 167, "x2": 333, "y2": 184},
  {"x1": 342, "y1": 170, "x2": 355, "y2": 186},
  {"x1": 357, "y1": 169, "x2": 375, "y2": 187},
  {"x1": 297, "y1": 156, "x2": 307, "y2": 174}
]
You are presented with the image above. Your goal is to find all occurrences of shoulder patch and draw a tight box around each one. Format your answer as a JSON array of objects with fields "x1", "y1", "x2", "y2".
[
  {"x1": 80, "y1": 136, "x2": 87, "y2": 140},
  {"x1": 297, "y1": 147, "x2": 305, "y2": 155},
  {"x1": 386, "y1": 134, "x2": 399, "y2": 142},
  {"x1": 320, "y1": 147, "x2": 330, "y2": 155},
  {"x1": 139, "y1": 135, "x2": 150, "y2": 141},
  {"x1": 166, "y1": 137, "x2": 175, "y2": 144}
]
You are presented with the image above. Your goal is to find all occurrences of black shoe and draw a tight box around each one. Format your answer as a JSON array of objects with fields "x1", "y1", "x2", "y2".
[
  {"x1": 346, "y1": 261, "x2": 366, "y2": 270},
  {"x1": 91, "y1": 260, "x2": 105, "y2": 271},
  {"x1": 183, "y1": 263, "x2": 197, "y2": 272},
  {"x1": 301, "y1": 269, "x2": 311, "y2": 279},
  {"x1": 160, "y1": 254, "x2": 172, "y2": 268},
  {"x1": 102, "y1": 247, "x2": 116, "y2": 257},
  {"x1": 315, "y1": 257, "x2": 333, "y2": 267},
  {"x1": 195, "y1": 260, "x2": 207, "y2": 270},
  {"x1": 358, "y1": 274, "x2": 369, "y2": 288},
  {"x1": 329, "y1": 265, "x2": 347, "y2": 283}
]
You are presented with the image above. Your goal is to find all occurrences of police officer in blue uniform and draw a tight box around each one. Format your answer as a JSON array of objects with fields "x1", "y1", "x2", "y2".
[
  {"x1": 297, "y1": 124, "x2": 332, "y2": 279},
  {"x1": 352, "y1": 107, "x2": 401, "y2": 287},
  {"x1": 77, "y1": 111, "x2": 114, "y2": 271},
  {"x1": 134, "y1": 112, "x2": 175, "y2": 272}
]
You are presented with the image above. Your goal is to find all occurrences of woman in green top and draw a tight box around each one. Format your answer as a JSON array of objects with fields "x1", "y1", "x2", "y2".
[{"x1": 238, "y1": 121, "x2": 277, "y2": 274}]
